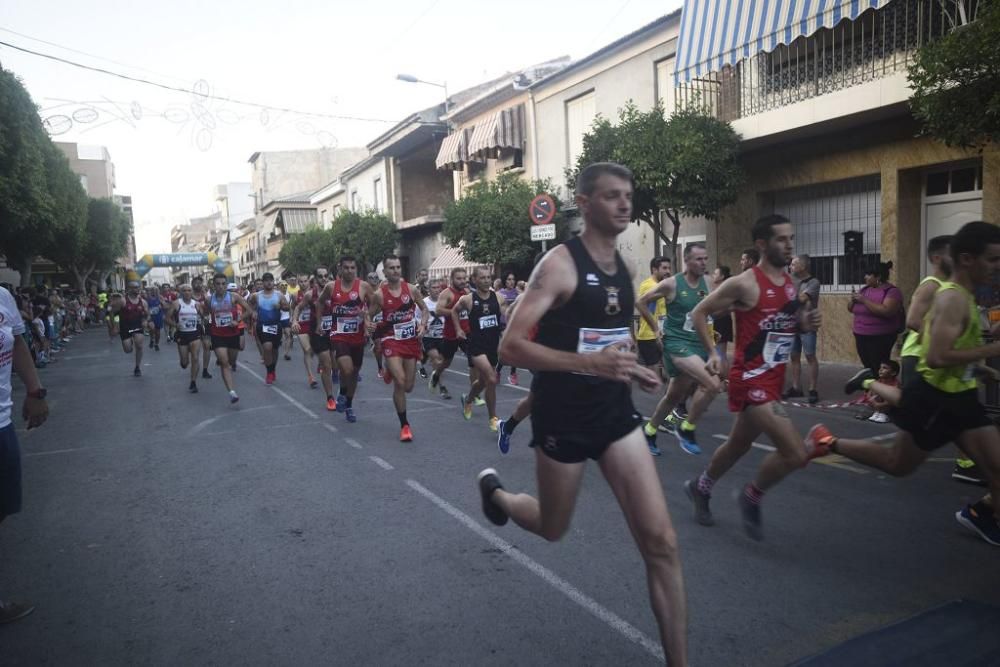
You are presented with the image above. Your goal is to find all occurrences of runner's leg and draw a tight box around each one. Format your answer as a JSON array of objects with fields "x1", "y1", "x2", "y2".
[
  {"x1": 599, "y1": 428, "x2": 687, "y2": 666},
  {"x1": 833, "y1": 431, "x2": 931, "y2": 476},
  {"x1": 703, "y1": 410, "x2": 763, "y2": 482},
  {"x1": 750, "y1": 402, "x2": 811, "y2": 490},
  {"x1": 214, "y1": 347, "x2": 236, "y2": 392},
  {"x1": 955, "y1": 427, "x2": 1000, "y2": 507},
  {"x1": 470, "y1": 354, "x2": 498, "y2": 419},
  {"x1": 132, "y1": 332, "x2": 144, "y2": 369},
  {"x1": 189, "y1": 339, "x2": 201, "y2": 385},
  {"x1": 386, "y1": 356, "x2": 409, "y2": 426},
  {"x1": 298, "y1": 334, "x2": 314, "y2": 384},
  {"x1": 491, "y1": 448, "x2": 586, "y2": 540}
]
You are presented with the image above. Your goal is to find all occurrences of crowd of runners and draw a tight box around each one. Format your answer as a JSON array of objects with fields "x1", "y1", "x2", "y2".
[{"x1": 5, "y1": 162, "x2": 999, "y2": 662}]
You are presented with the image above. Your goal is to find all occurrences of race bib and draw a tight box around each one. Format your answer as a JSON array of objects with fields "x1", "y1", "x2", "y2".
[
  {"x1": 179, "y1": 316, "x2": 198, "y2": 332},
  {"x1": 576, "y1": 327, "x2": 632, "y2": 355},
  {"x1": 659, "y1": 315, "x2": 668, "y2": 332},
  {"x1": 478, "y1": 314, "x2": 499, "y2": 330},
  {"x1": 962, "y1": 365, "x2": 976, "y2": 383},
  {"x1": 762, "y1": 332, "x2": 795, "y2": 365},
  {"x1": 280, "y1": 311, "x2": 290, "y2": 321},
  {"x1": 682, "y1": 312, "x2": 712, "y2": 333},
  {"x1": 262, "y1": 324, "x2": 278, "y2": 335},
  {"x1": 336, "y1": 317, "x2": 360, "y2": 335},
  {"x1": 394, "y1": 320, "x2": 416, "y2": 340},
  {"x1": 427, "y1": 320, "x2": 445, "y2": 338},
  {"x1": 320, "y1": 315, "x2": 333, "y2": 332},
  {"x1": 150, "y1": 306, "x2": 161, "y2": 315},
  {"x1": 298, "y1": 308, "x2": 312, "y2": 322},
  {"x1": 216, "y1": 311, "x2": 233, "y2": 327}
]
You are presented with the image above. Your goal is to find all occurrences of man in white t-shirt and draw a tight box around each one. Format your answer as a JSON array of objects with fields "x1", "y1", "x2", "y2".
[{"x1": 0, "y1": 286, "x2": 49, "y2": 624}]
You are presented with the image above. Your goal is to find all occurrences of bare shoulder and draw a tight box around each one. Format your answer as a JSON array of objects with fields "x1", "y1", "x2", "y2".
[{"x1": 528, "y1": 245, "x2": 575, "y2": 295}]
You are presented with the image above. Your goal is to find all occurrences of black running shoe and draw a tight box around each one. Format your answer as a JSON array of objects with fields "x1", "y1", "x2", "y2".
[
  {"x1": 738, "y1": 488, "x2": 763, "y2": 541},
  {"x1": 202, "y1": 369, "x2": 212, "y2": 379},
  {"x1": 808, "y1": 390, "x2": 819, "y2": 404},
  {"x1": 133, "y1": 367, "x2": 141, "y2": 377},
  {"x1": 844, "y1": 368, "x2": 874, "y2": 394},
  {"x1": 477, "y1": 468, "x2": 508, "y2": 526},
  {"x1": 418, "y1": 366, "x2": 427, "y2": 379},
  {"x1": 683, "y1": 479, "x2": 714, "y2": 526},
  {"x1": 952, "y1": 460, "x2": 988, "y2": 487},
  {"x1": 189, "y1": 381, "x2": 198, "y2": 393},
  {"x1": 439, "y1": 385, "x2": 451, "y2": 400}
]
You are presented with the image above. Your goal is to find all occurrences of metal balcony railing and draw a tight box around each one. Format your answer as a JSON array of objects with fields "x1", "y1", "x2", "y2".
[{"x1": 676, "y1": 0, "x2": 981, "y2": 121}]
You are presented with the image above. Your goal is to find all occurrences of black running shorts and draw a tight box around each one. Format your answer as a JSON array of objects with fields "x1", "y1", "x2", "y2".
[
  {"x1": 310, "y1": 332, "x2": 331, "y2": 354},
  {"x1": 895, "y1": 376, "x2": 992, "y2": 451},
  {"x1": 175, "y1": 331, "x2": 200, "y2": 346},
  {"x1": 211, "y1": 334, "x2": 241, "y2": 350}
]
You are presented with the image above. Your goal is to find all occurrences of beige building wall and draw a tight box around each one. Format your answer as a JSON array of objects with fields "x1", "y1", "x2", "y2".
[
  {"x1": 715, "y1": 116, "x2": 999, "y2": 364},
  {"x1": 250, "y1": 148, "x2": 367, "y2": 209},
  {"x1": 55, "y1": 142, "x2": 115, "y2": 198},
  {"x1": 342, "y1": 159, "x2": 390, "y2": 215}
]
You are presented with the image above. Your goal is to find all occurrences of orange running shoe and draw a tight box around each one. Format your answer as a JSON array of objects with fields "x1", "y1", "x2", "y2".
[
  {"x1": 400, "y1": 424, "x2": 413, "y2": 442},
  {"x1": 804, "y1": 424, "x2": 836, "y2": 463},
  {"x1": 326, "y1": 397, "x2": 337, "y2": 411}
]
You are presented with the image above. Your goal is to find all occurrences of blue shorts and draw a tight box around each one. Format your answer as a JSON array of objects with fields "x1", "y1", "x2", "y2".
[
  {"x1": 0, "y1": 423, "x2": 22, "y2": 517},
  {"x1": 792, "y1": 331, "x2": 817, "y2": 356}
]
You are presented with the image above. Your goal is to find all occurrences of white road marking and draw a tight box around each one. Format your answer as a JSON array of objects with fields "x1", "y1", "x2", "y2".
[
  {"x1": 711, "y1": 435, "x2": 869, "y2": 474},
  {"x1": 238, "y1": 361, "x2": 318, "y2": 418},
  {"x1": 323, "y1": 423, "x2": 339, "y2": 433},
  {"x1": 345, "y1": 438, "x2": 363, "y2": 450},
  {"x1": 25, "y1": 447, "x2": 94, "y2": 457},
  {"x1": 406, "y1": 479, "x2": 665, "y2": 662},
  {"x1": 369, "y1": 456, "x2": 394, "y2": 470},
  {"x1": 189, "y1": 406, "x2": 276, "y2": 435},
  {"x1": 443, "y1": 368, "x2": 531, "y2": 393}
]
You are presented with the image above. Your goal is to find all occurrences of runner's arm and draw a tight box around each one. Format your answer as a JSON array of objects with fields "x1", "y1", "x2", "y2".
[
  {"x1": 905, "y1": 280, "x2": 938, "y2": 333},
  {"x1": 451, "y1": 294, "x2": 471, "y2": 339},
  {"x1": 925, "y1": 289, "x2": 1000, "y2": 367},
  {"x1": 692, "y1": 274, "x2": 751, "y2": 372},
  {"x1": 435, "y1": 291, "x2": 455, "y2": 318},
  {"x1": 233, "y1": 293, "x2": 254, "y2": 321},
  {"x1": 413, "y1": 283, "x2": 428, "y2": 335}
]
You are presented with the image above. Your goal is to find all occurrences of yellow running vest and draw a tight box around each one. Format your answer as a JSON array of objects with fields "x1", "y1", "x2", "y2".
[
  {"x1": 916, "y1": 282, "x2": 981, "y2": 393},
  {"x1": 900, "y1": 275, "x2": 944, "y2": 359}
]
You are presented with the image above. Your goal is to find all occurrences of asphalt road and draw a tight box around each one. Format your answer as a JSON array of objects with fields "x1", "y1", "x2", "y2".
[{"x1": 2, "y1": 330, "x2": 997, "y2": 666}]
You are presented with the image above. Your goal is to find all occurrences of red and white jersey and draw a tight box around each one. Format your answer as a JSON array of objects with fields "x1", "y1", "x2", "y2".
[
  {"x1": 379, "y1": 282, "x2": 418, "y2": 342},
  {"x1": 329, "y1": 278, "x2": 366, "y2": 345},
  {"x1": 120, "y1": 295, "x2": 145, "y2": 322},
  {"x1": 731, "y1": 267, "x2": 801, "y2": 385},
  {"x1": 442, "y1": 286, "x2": 469, "y2": 340}
]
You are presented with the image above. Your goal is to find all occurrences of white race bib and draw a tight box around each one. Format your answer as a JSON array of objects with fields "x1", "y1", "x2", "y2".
[
  {"x1": 682, "y1": 312, "x2": 712, "y2": 333},
  {"x1": 150, "y1": 306, "x2": 161, "y2": 315},
  {"x1": 216, "y1": 311, "x2": 233, "y2": 327},
  {"x1": 320, "y1": 315, "x2": 333, "y2": 332},
  {"x1": 179, "y1": 316, "x2": 198, "y2": 332},
  {"x1": 262, "y1": 324, "x2": 278, "y2": 335},
  {"x1": 478, "y1": 314, "x2": 499, "y2": 330},
  {"x1": 576, "y1": 327, "x2": 632, "y2": 355},
  {"x1": 280, "y1": 310, "x2": 290, "y2": 321},
  {"x1": 336, "y1": 317, "x2": 360, "y2": 335},
  {"x1": 763, "y1": 332, "x2": 795, "y2": 365},
  {"x1": 298, "y1": 308, "x2": 312, "y2": 322},
  {"x1": 393, "y1": 320, "x2": 416, "y2": 340},
  {"x1": 427, "y1": 320, "x2": 445, "y2": 338}
]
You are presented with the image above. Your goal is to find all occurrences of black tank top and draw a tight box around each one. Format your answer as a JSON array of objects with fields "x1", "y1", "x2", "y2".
[
  {"x1": 469, "y1": 290, "x2": 501, "y2": 348},
  {"x1": 533, "y1": 236, "x2": 637, "y2": 433}
]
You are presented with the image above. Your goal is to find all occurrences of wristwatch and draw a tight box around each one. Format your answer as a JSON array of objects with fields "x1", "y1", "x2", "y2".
[{"x1": 27, "y1": 388, "x2": 47, "y2": 400}]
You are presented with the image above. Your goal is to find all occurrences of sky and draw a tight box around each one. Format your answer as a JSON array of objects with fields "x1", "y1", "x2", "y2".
[{"x1": 0, "y1": 0, "x2": 684, "y2": 257}]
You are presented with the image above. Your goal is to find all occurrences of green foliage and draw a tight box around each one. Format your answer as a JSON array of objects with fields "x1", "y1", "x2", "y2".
[
  {"x1": 278, "y1": 209, "x2": 398, "y2": 275},
  {"x1": 328, "y1": 209, "x2": 399, "y2": 273},
  {"x1": 908, "y1": 2, "x2": 1000, "y2": 149},
  {"x1": 442, "y1": 172, "x2": 562, "y2": 267},
  {"x1": 0, "y1": 69, "x2": 54, "y2": 278},
  {"x1": 566, "y1": 101, "x2": 743, "y2": 259}
]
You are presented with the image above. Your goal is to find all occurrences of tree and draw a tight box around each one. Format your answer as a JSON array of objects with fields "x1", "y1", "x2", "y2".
[
  {"x1": 442, "y1": 172, "x2": 563, "y2": 269},
  {"x1": 39, "y1": 143, "x2": 88, "y2": 289},
  {"x1": 567, "y1": 101, "x2": 744, "y2": 264},
  {"x1": 49, "y1": 198, "x2": 129, "y2": 292},
  {"x1": 278, "y1": 226, "x2": 338, "y2": 275},
  {"x1": 0, "y1": 69, "x2": 54, "y2": 284},
  {"x1": 908, "y1": 1, "x2": 1000, "y2": 149},
  {"x1": 328, "y1": 209, "x2": 398, "y2": 274}
]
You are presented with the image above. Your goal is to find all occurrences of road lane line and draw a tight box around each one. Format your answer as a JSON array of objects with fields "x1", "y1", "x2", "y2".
[
  {"x1": 345, "y1": 438, "x2": 363, "y2": 450},
  {"x1": 444, "y1": 368, "x2": 531, "y2": 392},
  {"x1": 712, "y1": 434, "x2": 776, "y2": 452},
  {"x1": 369, "y1": 456, "x2": 394, "y2": 470},
  {"x1": 238, "y1": 361, "x2": 318, "y2": 418},
  {"x1": 25, "y1": 447, "x2": 94, "y2": 457},
  {"x1": 323, "y1": 423, "x2": 339, "y2": 433},
  {"x1": 189, "y1": 405, "x2": 276, "y2": 435},
  {"x1": 405, "y1": 479, "x2": 664, "y2": 663}
]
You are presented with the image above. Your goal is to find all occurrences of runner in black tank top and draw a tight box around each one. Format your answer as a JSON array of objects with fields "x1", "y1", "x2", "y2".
[
  {"x1": 454, "y1": 267, "x2": 509, "y2": 430},
  {"x1": 473, "y1": 163, "x2": 687, "y2": 665}
]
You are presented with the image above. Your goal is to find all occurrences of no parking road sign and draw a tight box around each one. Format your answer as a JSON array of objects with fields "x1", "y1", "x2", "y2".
[{"x1": 529, "y1": 194, "x2": 556, "y2": 225}]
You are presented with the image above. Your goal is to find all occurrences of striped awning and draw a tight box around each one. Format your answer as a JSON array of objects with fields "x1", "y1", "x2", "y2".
[
  {"x1": 675, "y1": 0, "x2": 891, "y2": 82},
  {"x1": 278, "y1": 208, "x2": 318, "y2": 234},
  {"x1": 427, "y1": 244, "x2": 490, "y2": 281},
  {"x1": 435, "y1": 127, "x2": 483, "y2": 171},
  {"x1": 468, "y1": 104, "x2": 526, "y2": 159}
]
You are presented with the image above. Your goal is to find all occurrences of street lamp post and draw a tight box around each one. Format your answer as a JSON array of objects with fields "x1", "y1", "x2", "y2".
[{"x1": 396, "y1": 73, "x2": 449, "y2": 113}]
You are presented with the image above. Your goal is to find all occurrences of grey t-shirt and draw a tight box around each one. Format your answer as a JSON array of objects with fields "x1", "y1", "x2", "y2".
[{"x1": 796, "y1": 275, "x2": 821, "y2": 309}]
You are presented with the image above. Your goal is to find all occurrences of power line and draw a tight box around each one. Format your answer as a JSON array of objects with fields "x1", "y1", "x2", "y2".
[{"x1": 0, "y1": 39, "x2": 405, "y2": 124}]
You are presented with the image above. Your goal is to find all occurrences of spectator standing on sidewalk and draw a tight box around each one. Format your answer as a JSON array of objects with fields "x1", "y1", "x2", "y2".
[
  {"x1": 0, "y1": 285, "x2": 50, "y2": 623},
  {"x1": 636, "y1": 256, "x2": 672, "y2": 373},
  {"x1": 849, "y1": 261, "x2": 904, "y2": 376},
  {"x1": 784, "y1": 254, "x2": 822, "y2": 403}
]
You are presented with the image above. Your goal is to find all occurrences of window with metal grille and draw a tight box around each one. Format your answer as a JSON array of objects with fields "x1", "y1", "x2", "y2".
[{"x1": 765, "y1": 175, "x2": 882, "y2": 293}]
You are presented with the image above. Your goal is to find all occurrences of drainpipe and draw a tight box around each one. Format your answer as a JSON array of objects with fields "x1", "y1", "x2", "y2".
[{"x1": 528, "y1": 87, "x2": 540, "y2": 182}]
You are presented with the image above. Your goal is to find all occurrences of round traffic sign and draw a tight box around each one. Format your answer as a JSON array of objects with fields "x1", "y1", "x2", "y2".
[{"x1": 529, "y1": 194, "x2": 556, "y2": 225}]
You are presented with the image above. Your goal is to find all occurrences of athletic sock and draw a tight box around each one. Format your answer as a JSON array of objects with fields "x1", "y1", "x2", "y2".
[
  {"x1": 345, "y1": 395, "x2": 353, "y2": 408},
  {"x1": 697, "y1": 472, "x2": 715, "y2": 495},
  {"x1": 744, "y1": 482, "x2": 765, "y2": 505},
  {"x1": 643, "y1": 422, "x2": 658, "y2": 437},
  {"x1": 397, "y1": 411, "x2": 408, "y2": 427},
  {"x1": 506, "y1": 415, "x2": 520, "y2": 433},
  {"x1": 680, "y1": 419, "x2": 696, "y2": 432}
]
